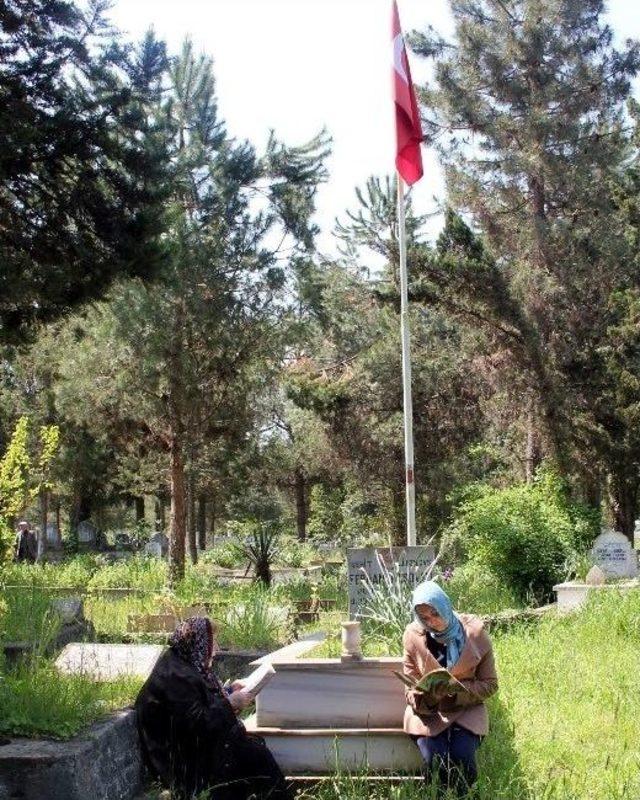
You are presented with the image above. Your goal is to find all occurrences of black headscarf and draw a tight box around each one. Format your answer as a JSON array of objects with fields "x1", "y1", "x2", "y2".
[{"x1": 169, "y1": 616, "x2": 220, "y2": 688}]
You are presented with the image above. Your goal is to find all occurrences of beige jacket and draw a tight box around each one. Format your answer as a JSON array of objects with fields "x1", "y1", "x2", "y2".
[{"x1": 402, "y1": 613, "x2": 498, "y2": 737}]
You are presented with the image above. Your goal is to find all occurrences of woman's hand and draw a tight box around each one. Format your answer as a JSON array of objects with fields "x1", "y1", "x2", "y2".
[
  {"x1": 228, "y1": 679, "x2": 246, "y2": 692},
  {"x1": 227, "y1": 688, "x2": 253, "y2": 713}
]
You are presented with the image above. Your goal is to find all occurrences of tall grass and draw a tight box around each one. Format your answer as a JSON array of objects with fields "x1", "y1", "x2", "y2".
[
  {"x1": 299, "y1": 591, "x2": 640, "y2": 799},
  {"x1": 0, "y1": 665, "x2": 142, "y2": 739}
]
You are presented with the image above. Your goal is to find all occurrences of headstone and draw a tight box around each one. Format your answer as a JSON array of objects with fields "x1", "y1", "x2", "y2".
[
  {"x1": 55, "y1": 643, "x2": 164, "y2": 681},
  {"x1": 145, "y1": 531, "x2": 168, "y2": 558},
  {"x1": 347, "y1": 545, "x2": 435, "y2": 618},
  {"x1": 45, "y1": 522, "x2": 61, "y2": 547},
  {"x1": 51, "y1": 597, "x2": 84, "y2": 624},
  {"x1": 591, "y1": 529, "x2": 638, "y2": 578},
  {"x1": 77, "y1": 519, "x2": 98, "y2": 545},
  {"x1": 585, "y1": 565, "x2": 606, "y2": 586}
]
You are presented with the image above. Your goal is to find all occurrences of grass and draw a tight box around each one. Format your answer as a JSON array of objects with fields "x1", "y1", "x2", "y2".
[
  {"x1": 299, "y1": 591, "x2": 640, "y2": 799},
  {"x1": 0, "y1": 664, "x2": 142, "y2": 739}
]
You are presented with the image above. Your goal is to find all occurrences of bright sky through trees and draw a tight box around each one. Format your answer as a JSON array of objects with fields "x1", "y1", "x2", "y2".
[{"x1": 109, "y1": 0, "x2": 640, "y2": 254}]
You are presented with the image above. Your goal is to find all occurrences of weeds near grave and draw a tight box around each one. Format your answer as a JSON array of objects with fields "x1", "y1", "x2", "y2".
[
  {"x1": 219, "y1": 587, "x2": 289, "y2": 650},
  {"x1": 0, "y1": 664, "x2": 142, "y2": 739},
  {"x1": 357, "y1": 547, "x2": 438, "y2": 643}
]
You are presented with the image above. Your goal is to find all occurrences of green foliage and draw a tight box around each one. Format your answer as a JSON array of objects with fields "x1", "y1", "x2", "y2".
[
  {"x1": 201, "y1": 541, "x2": 246, "y2": 570},
  {"x1": 240, "y1": 520, "x2": 281, "y2": 586},
  {"x1": 276, "y1": 535, "x2": 318, "y2": 568},
  {"x1": 443, "y1": 562, "x2": 521, "y2": 615},
  {"x1": 446, "y1": 471, "x2": 599, "y2": 603},
  {"x1": 0, "y1": 666, "x2": 142, "y2": 739},
  {"x1": 218, "y1": 587, "x2": 289, "y2": 651},
  {"x1": 358, "y1": 550, "x2": 437, "y2": 643},
  {"x1": 0, "y1": 587, "x2": 61, "y2": 653},
  {"x1": 0, "y1": 0, "x2": 168, "y2": 341},
  {"x1": 0, "y1": 416, "x2": 60, "y2": 564},
  {"x1": 85, "y1": 556, "x2": 166, "y2": 592}
]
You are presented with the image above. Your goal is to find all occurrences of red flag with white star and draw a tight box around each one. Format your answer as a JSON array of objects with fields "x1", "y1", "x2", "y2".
[{"x1": 392, "y1": 1, "x2": 423, "y2": 184}]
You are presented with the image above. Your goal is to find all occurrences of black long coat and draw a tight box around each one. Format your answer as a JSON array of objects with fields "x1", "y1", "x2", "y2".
[{"x1": 134, "y1": 649, "x2": 292, "y2": 800}]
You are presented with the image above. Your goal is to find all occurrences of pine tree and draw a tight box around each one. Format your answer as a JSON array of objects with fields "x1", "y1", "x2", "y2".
[
  {"x1": 411, "y1": 0, "x2": 640, "y2": 534},
  {"x1": 0, "y1": 0, "x2": 168, "y2": 342}
]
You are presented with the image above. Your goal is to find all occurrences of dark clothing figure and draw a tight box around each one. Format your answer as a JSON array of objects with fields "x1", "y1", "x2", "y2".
[
  {"x1": 414, "y1": 726, "x2": 481, "y2": 797},
  {"x1": 135, "y1": 618, "x2": 292, "y2": 800},
  {"x1": 14, "y1": 528, "x2": 37, "y2": 562}
]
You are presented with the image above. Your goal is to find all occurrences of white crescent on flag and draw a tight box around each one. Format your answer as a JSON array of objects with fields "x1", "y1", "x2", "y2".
[{"x1": 393, "y1": 33, "x2": 408, "y2": 85}]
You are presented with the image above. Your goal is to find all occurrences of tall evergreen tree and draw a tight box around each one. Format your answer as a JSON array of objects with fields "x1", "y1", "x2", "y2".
[
  {"x1": 411, "y1": 0, "x2": 640, "y2": 535},
  {"x1": 54, "y1": 38, "x2": 328, "y2": 583},
  {"x1": 0, "y1": 0, "x2": 168, "y2": 342}
]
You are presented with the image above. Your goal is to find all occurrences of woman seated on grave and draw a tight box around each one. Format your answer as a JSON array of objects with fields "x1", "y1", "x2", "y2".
[
  {"x1": 135, "y1": 616, "x2": 292, "y2": 800},
  {"x1": 402, "y1": 580, "x2": 498, "y2": 797}
]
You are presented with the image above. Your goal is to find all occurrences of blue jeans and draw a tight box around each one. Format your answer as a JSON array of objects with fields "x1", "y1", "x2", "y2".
[{"x1": 414, "y1": 725, "x2": 481, "y2": 796}]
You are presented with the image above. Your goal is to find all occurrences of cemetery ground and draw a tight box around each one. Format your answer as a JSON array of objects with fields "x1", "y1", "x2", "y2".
[{"x1": 1, "y1": 549, "x2": 639, "y2": 799}]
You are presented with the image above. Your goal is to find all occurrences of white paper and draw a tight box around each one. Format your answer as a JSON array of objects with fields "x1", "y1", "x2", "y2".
[{"x1": 241, "y1": 662, "x2": 276, "y2": 699}]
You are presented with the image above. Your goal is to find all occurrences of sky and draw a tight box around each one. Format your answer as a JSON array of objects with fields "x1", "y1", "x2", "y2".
[{"x1": 108, "y1": 0, "x2": 640, "y2": 255}]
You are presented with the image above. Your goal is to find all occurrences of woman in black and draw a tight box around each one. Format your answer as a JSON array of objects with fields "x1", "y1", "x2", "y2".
[{"x1": 135, "y1": 616, "x2": 292, "y2": 800}]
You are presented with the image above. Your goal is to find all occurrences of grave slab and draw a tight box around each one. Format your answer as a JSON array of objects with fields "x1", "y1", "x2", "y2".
[
  {"x1": 55, "y1": 643, "x2": 164, "y2": 681},
  {"x1": 0, "y1": 710, "x2": 142, "y2": 800}
]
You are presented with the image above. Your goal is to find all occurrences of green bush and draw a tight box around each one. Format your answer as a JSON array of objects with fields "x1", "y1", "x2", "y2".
[
  {"x1": 85, "y1": 555, "x2": 166, "y2": 591},
  {"x1": 0, "y1": 516, "x2": 13, "y2": 565},
  {"x1": 443, "y1": 562, "x2": 521, "y2": 614},
  {"x1": 444, "y1": 470, "x2": 599, "y2": 604}
]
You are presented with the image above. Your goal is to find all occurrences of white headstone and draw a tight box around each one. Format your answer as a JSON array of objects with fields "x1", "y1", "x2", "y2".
[
  {"x1": 55, "y1": 643, "x2": 165, "y2": 681},
  {"x1": 51, "y1": 597, "x2": 84, "y2": 624},
  {"x1": 347, "y1": 545, "x2": 435, "y2": 618},
  {"x1": 591, "y1": 529, "x2": 638, "y2": 578},
  {"x1": 77, "y1": 520, "x2": 97, "y2": 544},
  {"x1": 45, "y1": 522, "x2": 59, "y2": 545},
  {"x1": 144, "y1": 532, "x2": 168, "y2": 558}
]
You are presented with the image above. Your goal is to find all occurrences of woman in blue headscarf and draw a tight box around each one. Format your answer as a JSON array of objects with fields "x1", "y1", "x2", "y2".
[{"x1": 402, "y1": 580, "x2": 498, "y2": 797}]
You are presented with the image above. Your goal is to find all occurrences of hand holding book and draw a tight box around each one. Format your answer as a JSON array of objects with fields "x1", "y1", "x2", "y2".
[{"x1": 393, "y1": 667, "x2": 479, "y2": 708}]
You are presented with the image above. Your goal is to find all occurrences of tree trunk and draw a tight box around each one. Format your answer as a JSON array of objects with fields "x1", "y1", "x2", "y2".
[
  {"x1": 209, "y1": 495, "x2": 216, "y2": 547},
  {"x1": 37, "y1": 490, "x2": 48, "y2": 563},
  {"x1": 157, "y1": 496, "x2": 166, "y2": 532},
  {"x1": 610, "y1": 467, "x2": 638, "y2": 543},
  {"x1": 169, "y1": 438, "x2": 187, "y2": 586},
  {"x1": 197, "y1": 494, "x2": 207, "y2": 551},
  {"x1": 56, "y1": 500, "x2": 62, "y2": 547},
  {"x1": 187, "y1": 472, "x2": 197, "y2": 565},
  {"x1": 524, "y1": 393, "x2": 540, "y2": 483},
  {"x1": 295, "y1": 467, "x2": 308, "y2": 542},
  {"x1": 135, "y1": 496, "x2": 145, "y2": 522}
]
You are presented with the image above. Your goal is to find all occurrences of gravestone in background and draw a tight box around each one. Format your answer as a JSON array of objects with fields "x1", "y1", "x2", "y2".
[
  {"x1": 145, "y1": 531, "x2": 168, "y2": 558},
  {"x1": 591, "y1": 529, "x2": 638, "y2": 578},
  {"x1": 347, "y1": 545, "x2": 435, "y2": 619},
  {"x1": 77, "y1": 519, "x2": 98, "y2": 546},
  {"x1": 55, "y1": 643, "x2": 164, "y2": 681},
  {"x1": 45, "y1": 521, "x2": 61, "y2": 548}
]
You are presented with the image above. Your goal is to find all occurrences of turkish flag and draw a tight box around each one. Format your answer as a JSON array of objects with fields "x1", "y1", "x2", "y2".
[{"x1": 392, "y1": 1, "x2": 423, "y2": 185}]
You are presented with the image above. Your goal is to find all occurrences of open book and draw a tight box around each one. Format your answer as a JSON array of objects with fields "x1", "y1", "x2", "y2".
[
  {"x1": 393, "y1": 667, "x2": 478, "y2": 701},
  {"x1": 225, "y1": 662, "x2": 276, "y2": 701}
]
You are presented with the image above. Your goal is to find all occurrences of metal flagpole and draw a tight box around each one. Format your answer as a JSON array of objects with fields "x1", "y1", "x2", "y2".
[{"x1": 397, "y1": 175, "x2": 416, "y2": 547}]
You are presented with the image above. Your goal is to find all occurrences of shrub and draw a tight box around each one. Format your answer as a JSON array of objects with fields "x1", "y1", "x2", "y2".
[
  {"x1": 219, "y1": 587, "x2": 289, "y2": 651},
  {"x1": 443, "y1": 562, "x2": 521, "y2": 614},
  {"x1": 445, "y1": 470, "x2": 599, "y2": 604},
  {"x1": 85, "y1": 555, "x2": 166, "y2": 591}
]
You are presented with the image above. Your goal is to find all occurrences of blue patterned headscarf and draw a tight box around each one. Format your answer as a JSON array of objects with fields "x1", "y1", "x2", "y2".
[{"x1": 412, "y1": 580, "x2": 466, "y2": 669}]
